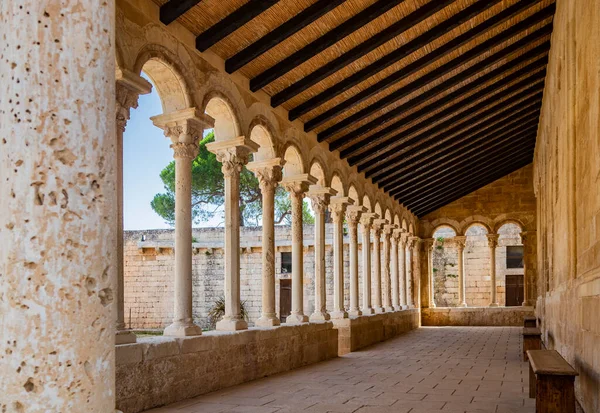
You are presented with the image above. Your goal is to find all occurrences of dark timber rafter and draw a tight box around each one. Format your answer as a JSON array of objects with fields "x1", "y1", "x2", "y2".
[
  {"x1": 362, "y1": 88, "x2": 545, "y2": 177},
  {"x1": 249, "y1": 0, "x2": 407, "y2": 92},
  {"x1": 307, "y1": 0, "x2": 549, "y2": 135},
  {"x1": 336, "y1": 47, "x2": 549, "y2": 155},
  {"x1": 271, "y1": 0, "x2": 459, "y2": 108},
  {"x1": 196, "y1": 0, "x2": 281, "y2": 52},
  {"x1": 351, "y1": 69, "x2": 547, "y2": 171},
  {"x1": 160, "y1": 0, "x2": 202, "y2": 25},
  {"x1": 225, "y1": 0, "x2": 347, "y2": 74},
  {"x1": 317, "y1": 6, "x2": 555, "y2": 141}
]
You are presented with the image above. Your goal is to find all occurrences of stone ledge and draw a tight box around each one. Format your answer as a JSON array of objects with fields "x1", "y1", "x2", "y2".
[
  {"x1": 116, "y1": 322, "x2": 337, "y2": 413},
  {"x1": 422, "y1": 306, "x2": 535, "y2": 326},
  {"x1": 332, "y1": 309, "x2": 420, "y2": 355}
]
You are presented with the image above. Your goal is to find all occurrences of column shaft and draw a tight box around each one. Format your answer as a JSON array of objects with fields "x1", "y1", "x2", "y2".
[
  {"x1": 288, "y1": 190, "x2": 309, "y2": 323},
  {"x1": 330, "y1": 204, "x2": 348, "y2": 319},
  {"x1": 488, "y1": 234, "x2": 499, "y2": 307},
  {"x1": 455, "y1": 236, "x2": 467, "y2": 307},
  {"x1": 399, "y1": 238, "x2": 407, "y2": 309},
  {"x1": 361, "y1": 218, "x2": 374, "y2": 314},
  {"x1": 346, "y1": 208, "x2": 362, "y2": 316},
  {"x1": 406, "y1": 242, "x2": 413, "y2": 308},
  {"x1": 427, "y1": 241, "x2": 436, "y2": 308},
  {"x1": 383, "y1": 229, "x2": 394, "y2": 312},
  {"x1": 309, "y1": 193, "x2": 331, "y2": 322},
  {"x1": 259, "y1": 182, "x2": 278, "y2": 325},
  {"x1": 391, "y1": 234, "x2": 400, "y2": 310},
  {"x1": 373, "y1": 228, "x2": 384, "y2": 313}
]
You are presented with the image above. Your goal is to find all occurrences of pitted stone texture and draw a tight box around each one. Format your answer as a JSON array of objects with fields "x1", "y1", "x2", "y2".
[
  {"x1": 142, "y1": 327, "x2": 532, "y2": 413},
  {"x1": 116, "y1": 322, "x2": 338, "y2": 413},
  {"x1": 0, "y1": 1, "x2": 116, "y2": 412}
]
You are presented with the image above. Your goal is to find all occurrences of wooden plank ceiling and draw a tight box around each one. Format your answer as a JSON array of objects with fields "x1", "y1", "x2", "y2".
[{"x1": 155, "y1": 0, "x2": 555, "y2": 217}]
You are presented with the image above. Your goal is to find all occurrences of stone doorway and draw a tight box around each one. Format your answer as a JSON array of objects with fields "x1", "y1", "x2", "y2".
[
  {"x1": 506, "y1": 274, "x2": 524, "y2": 306},
  {"x1": 279, "y1": 279, "x2": 291, "y2": 323}
]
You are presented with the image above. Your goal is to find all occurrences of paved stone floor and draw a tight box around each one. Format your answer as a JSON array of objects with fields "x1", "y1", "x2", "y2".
[{"x1": 146, "y1": 327, "x2": 533, "y2": 413}]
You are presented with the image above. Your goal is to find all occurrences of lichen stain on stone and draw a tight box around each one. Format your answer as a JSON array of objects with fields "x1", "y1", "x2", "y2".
[
  {"x1": 23, "y1": 377, "x2": 35, "y2": 392},
  {"x1": 53, "y1": 148, "x2": 77, "y2": 166}
]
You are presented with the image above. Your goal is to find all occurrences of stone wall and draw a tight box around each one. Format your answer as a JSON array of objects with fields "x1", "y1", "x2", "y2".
[
  {"x1": 421, "y1": 307, "x2": 534, "y2": 327},
  {"x1": 533, "y1": 1, "x2": 600, "y2": 412},
  {"x1": 116, "y1": 322, "x2": 338, "y2": 413}
]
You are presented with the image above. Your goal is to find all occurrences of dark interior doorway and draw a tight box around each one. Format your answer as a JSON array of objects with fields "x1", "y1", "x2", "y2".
[
  {"x1": 279, "y1": 279, "x2": 291, "y2": 323},
  {"x1": 505, "y1": 274, "x2": 524, "y2": 306}
]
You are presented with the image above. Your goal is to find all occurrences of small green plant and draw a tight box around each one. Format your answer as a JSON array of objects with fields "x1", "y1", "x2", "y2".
[
  {"x1": 446, "y1": 273, "x2": 458, "y2": 278},
  {"x1": 192, "y1": 237, "x2": 198, "y2": 243},
  {"x1": 432, "y1": 268, "x2": 438, "y2": 273},
  {"x1": 208, "y1": 297, "x2": 249, "y2": 329}
]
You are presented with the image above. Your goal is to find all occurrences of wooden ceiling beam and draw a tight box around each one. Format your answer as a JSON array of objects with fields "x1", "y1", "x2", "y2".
[
  {"x1": 196, "y1": 0, "x2": 281, "y2": 52},
  {"x1": 273, "y1": 0, "x2": 459, "y2": 108},
  {"x1": 336, "y1": 47, "x2": 549, "y2": 155},
  {"x1": 380, "y1": 114, "x2": 541, "y2": 189},
  {"x1": 362, "y1": 87, "x2": 544, "y2": 177},
  {"x1": 160, "y1": 0, "x2": 202, "y2": 25},
  {"x1": 225, "y1": 0, "x2": 347, "y2": 74},
  {"x1": 310, "y1": 1, "x2": 552, "y2": 136},
  {"x1": 373, "y1": 106, "x2": 541, "y2": 185},
  {"x1": 410, "y1": 158, "x2": 533, "y2": 216},
  {"x1": 249, "y1": 0, "x2": 406, "y2": 92}
]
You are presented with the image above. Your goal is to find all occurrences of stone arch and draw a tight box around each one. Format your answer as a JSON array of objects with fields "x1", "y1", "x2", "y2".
[
  {"x1": 203, "y1": 91, "x2": 241, "y2": 142},
  {"x1": 309, "y1": 160, "x2": 328, "y2": 187},
  {"x1": 282, "y1": 144, "x2": 305, "y2": 176},
  {"x1": 460, "y1": 215, "x2": 493, "y2": 235},
  {"x1": 493, "y1": 216, "x2": 527, "y2": 234},
  {"x1": 248, "y1": 116, "x2": 277, "y2": 161},
  {"x1": 432, "y1": 225, "x2": 458, "y2": 238},
  {"x1": 348, "y1": 185, "x2": 360, "y2": 205},
  {"x1": 401, "y1": 219, "x2": 408, "y2": 231},
  {"x1": 134, "y1": 45, "x2": 191, "y2": 114},
  {"x1": 331, "y1": 173, "x2": 345, "y2": 197},
  {"x1": 384, "y1": 209, "x2": 392, "y2": 223},
  {"x1": 394, "y1": 215, "x2": 401, "y2": 226},
  {"x1": 427, "y1": 218, "x2": 461, "y2": 238},
  {"x1": 374, "y1": 202, "x2": 383, "y2": 218}
]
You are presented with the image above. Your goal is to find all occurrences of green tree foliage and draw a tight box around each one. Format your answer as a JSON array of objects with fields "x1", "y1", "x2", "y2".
[{"x1": 151, "y1": 132, "x2": 314, "y2": 227}]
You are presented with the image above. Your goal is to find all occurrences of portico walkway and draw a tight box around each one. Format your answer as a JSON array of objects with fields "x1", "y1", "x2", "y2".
[{"x1": 145, "y1": 327, "x2": 533, "y2": 413}]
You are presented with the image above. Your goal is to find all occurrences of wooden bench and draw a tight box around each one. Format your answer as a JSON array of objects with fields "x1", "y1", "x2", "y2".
[
  {"x1": 524, "y1": 316, "x2": 537, "y2": 327},
  {"x1": 527, "y1": 350, "x2": 579, "y2": 413},
  {"x1": 522, "y1": 327, "x2": 542, "y2": 361}
]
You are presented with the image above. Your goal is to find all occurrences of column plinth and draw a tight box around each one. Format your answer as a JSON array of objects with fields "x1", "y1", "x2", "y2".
[
  {"x1": 372, "y1": 219, "x2": 386, "y2": 313},
  {"x1": 248, "y1": 158, "x2": 285, "y2": 327},
  {"x1": 308, "y1": 187, "x2": 337, "y2": 322},
  {"x1": 360, "y1": 213, "x2": 378, "y2": 315},
  {"x1": 282, "y1": 174, "x2": 317, "y2": 324},
  {"x1": 487, "y1": 234, "x2": 499, "y2": 307},
  {"x1": 454, "y1": 236, "x2": 468, "y2": 308},
  {"x1": 152, "y1": 109, "x2": 214, "y2": 336},
  {"x1": 330, "y1": 197, "x2": 353, "y2": 319},
  {"x1": 346, "y1": 205, "x2": 366, "y2": 317}
]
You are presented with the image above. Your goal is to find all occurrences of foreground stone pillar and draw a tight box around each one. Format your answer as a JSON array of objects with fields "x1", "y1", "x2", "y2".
[
  {"x1": 360, "y1": 213, "x2": 377, "y2": 314},
  {"x1": 520, "y1": 231, "x2": 536, "y2": 306},
  {"x1": 0, "y1": 1, "x2": 117, "y2": 409},
  {"x1": 424, "y1": 238, "x2": 435, "y2": 308},
  {"x1": 382, "y1": 225, "x2": 395, "y2": 312},
  {"x1": 307, "y1": 187, "x2": 336, "y2": 321},
  {"x1": 346, "y1": 206, "x2": 365, "y2": 316},
  {"x1": 282, "y1": 174, "x2": 316, "y2": 324},
  {"x1": 411, "y1": 237, "x2": 422, "y2": 308},
  {"x1": 372, "y1": 219, "x2": 386, "y2": 313},
  {"x1": 115, "y1": 69, "x2": 151, "y2": 345},
  {"x1": 391, "y1": 230, "x2": 401, "y2": 310},
  {"x1": 248, "y1": 158, "x2": 284, "y2": 326},
  {"x1": 152, "y1": 109, "x2": 213, "y2": 336},
  {"x1": 399, "y1": 233, "x2": 408, "y2": 309},
  {"x1": 406, "y1": 237, "x2": 415, "y2": 308},
  {"x1": 455, "y1": 236, "x2": 468, "y2": 307},
  {"x1": 330, "y1": 197, "x2": 353, "y2": 319},
  {"x1": 487, "y1": 234, "x2": 499, "y2": 307},
  {"x1": 208, "y1": 137, "x2": 258, "y2": 331}
]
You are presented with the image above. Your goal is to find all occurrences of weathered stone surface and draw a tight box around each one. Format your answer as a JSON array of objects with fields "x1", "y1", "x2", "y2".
[
  {"x1": 115, "y1": 322, "x2": 338, "y2": 413},
  {"x1": 421, "y1": 307, "x2": 535, "y2": 327}
]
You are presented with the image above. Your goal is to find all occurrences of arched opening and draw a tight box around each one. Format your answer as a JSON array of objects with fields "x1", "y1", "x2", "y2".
[
  {"x1": 282, "y1": 145, "x2": 304, "y2": 177},
  {"x1": 431, "y1": 226, "x2": 458, "y2": 307},
  {"x1": 348, "y1": 185, "x2": 359, "y2": 205},
  {"x1": 330, "y1": 173, "x2": 344, "y2": 197},
  {"x1": 309, "y1": 161, "x2": 327, "y2": 187},
  {"x1": 204, "y1": 95, "x2": 240, "y2": 142},
  {"x1": 363, "y1": 195, "x2": 372, "y2": 212},
  {"x1": 464, "y1": 223, "x2": 490, "y2": 307},
  {"x1": 497, "y1": 223, "x2": 524, "y2": 306},
  {"x1": 249, "y1": 123, "x2": 276, "y2": 162}
]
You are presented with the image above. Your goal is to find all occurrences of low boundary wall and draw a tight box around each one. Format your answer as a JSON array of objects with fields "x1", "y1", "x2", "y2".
[{"x1": 421, "y1": 306, "x2": 535, "y2": 326}]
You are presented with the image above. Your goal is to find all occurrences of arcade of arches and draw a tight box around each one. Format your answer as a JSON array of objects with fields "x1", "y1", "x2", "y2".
[{"x1": 1, "y1": 1, "x2": 599, "y2": 413}]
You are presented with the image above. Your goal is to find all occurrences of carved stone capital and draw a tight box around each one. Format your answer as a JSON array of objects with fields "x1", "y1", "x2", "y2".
[
  {"x1": 407, "y1": 236, "x2": 420, "y2": 250},
  {"x1": 360, "y1": 212, "x2": 377, "y2": 229},
  {"x1": 383, "y1": 224, "x2": 396, "y2": 236},
  {"x1": 399, "y1": 233, "x2": 409, "y2": 248},
  {"x1": 171, "y1": 142, "x2": 199, "y2": 160},
  {"x1": 248, "y1": 159, "x2": 284, "y2": 193},
  {"x1": 115, "y1": 68, "x2": 152, "y2": 132},
  {"x1": 453, "y1": 235, "x2": 467, "y2": 249},
  {"x1": 345, "y1": 205, "x2": 366, "y2": 227},
  {"x1": 280, "y1": 174, "x2": 317, "y2": 195},
  {"x1": 207, "y1": 136, "x2": 259, "y2": 178},
  {"x1": 486, "y1": 234, "x2": 499, "y2": 249},
  {"x1": 422, "y1": 238, "x2": 435, "y2": 251},
  {"x1": 519, "y1": 230, "x2": 535, "y2": 245},
  {"x1": 308, "y1": 187, "x2": 336, "y2": 215},
  {"x1": 151, "y1": 108, "x2": 214, "y2": 148}
]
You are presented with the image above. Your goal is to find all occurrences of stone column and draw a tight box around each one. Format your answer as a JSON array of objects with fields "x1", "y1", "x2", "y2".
[
  {"x1": 329, "y1": 197, "x2": 353, "y2": 319},
  {"x1": 248, "y1": 158, "x2": 284, "y2": 327},
  {"x1": 455, "y1": 236, "x2": 468, "y2": 307},
  {"x1": 399, "y1": 233, "x2": 408, "y2": 309},
  {"x1": 207, "y1": 137, "x2": 259, "y2": 331},
  {"x1": 391, "y1": 230, "x2": 401, "y2": 310},
  {"x1": 382, "y1": 225, "x2": 395, "y2": 312},
  {"x1": 372, "y1": 219, "x2": 386, "y2": 313},
  {"x1": 115, "y1": 69, "x2": 152, "y2": 344},
  {"x1": 411, "y1": 237, "x2": 422, "y2": 309},
  {"x1": 424, "y1": 238, "x2": 435, "y2": 308},
  {"x1": 346, "y1": 206, "x2": 366, "y2": 316},
  {"x1": 487, "y1": 234, "x2": 499, "y2": 307},
  {"x1": 406, "y1": 237, "x2": 415, "y2": 308},
  {"x1": 307, "y1": 187, "x2": 336, "y2": 322},
  {"x1": 520, "y1": 231, "x2": 537, "y2": 306},
  {"x1": 360, "y1": 213, "x2": 377, "y2": 314},
  {"x1": 1, "y1": 1, "x2": 116, "y2": 408},
  {"x1": 152, "y1": 109, "x2": 213, "y2": 336},
  {"x1": 281, "y1": 174, "x2": 317, "y2": 324}
]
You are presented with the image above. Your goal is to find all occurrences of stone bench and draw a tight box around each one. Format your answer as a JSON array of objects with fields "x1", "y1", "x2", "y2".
[
  {"x1": 524, "y1": 315, "x2": 537, "y2": 327},
  {"x1": 522, "y1": 327, "x2": 542, "y2": 361},
  {"x1": 527, "y1": 350, "x2": 579, "y2": 412}
]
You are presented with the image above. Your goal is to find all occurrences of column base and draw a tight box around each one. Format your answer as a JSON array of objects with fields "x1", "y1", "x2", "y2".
[
  {"x1": 285, "y1": 313, "x2": 309, "y2": 324},
  {"x1": 309, "y1": 311, "x2": 331, "y2": 322},
  {"x1": 361, "y1": 307, "x2": 375, "y2": 315},
  {"x1": 216, "y1": 318, "x2": 248, "y2": 331},
  {"x1": 400, "y1": 304, "x2": 408, "y2": 310},
  {"x1": 348, "y1": 309, "x2": 362, "y2": 317},
  {"x1": 459, "y1": 302, "x2": 468, "y2": 308},
  {"x1": 489, "y1": 302, "x2": 499, "y2": 307},
  {"x1": 255, "y1": 315, "x2": 281, "y2": 327},
  {"x1": 384, "y1": 306, "x2": 394, "y2": 312},
  {"x1": 330, "y1": 310, "x2": 349, "y2": 319},
  {"x1": 392, "y1": 305, "x2": 402, "y2": 311},
  {"x1": 115, "y1": 329, "x2": 137, "y2": 345},
  {"x1": 374, "y1": 306, "x2": 386, "y2": 314},
  {"x1": 164, "y1": 321, "x2": 202, "y2": 337}
]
